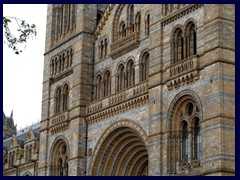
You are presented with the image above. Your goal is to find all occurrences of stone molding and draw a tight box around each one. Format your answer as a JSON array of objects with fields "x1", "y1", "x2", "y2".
[{"x1": 161, "y1": 4, "x2": 204, "y2": 26}]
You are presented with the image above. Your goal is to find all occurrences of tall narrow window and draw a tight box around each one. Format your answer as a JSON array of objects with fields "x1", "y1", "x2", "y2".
[
  {"x1": 104, "y1": 38, "x2": 108, "y2": 58},
  {"x1": 129, "y1": 5, "x2": 134, "y2": 33},
  {"x1": 120, "y1": 23, "x2": 127, "y2": 38},
  {"x1": 135, "y1": 13, "x2": 141, "y2": 31},
  {"x1": 188, "y1": 23, "x2": 197, "y2": 57},
  {"x1": 194, "y1": 118, "x2": 201, "y2": 159},
  {"x1": 55, "y1": 87, "x2": 62, "y2": 114},
  {"x1": 182, "y1": 121, "x2": 189, "y2": 161},
  {"x1": 63, "y1": 84, "x2": 69, "y2": 111},
  {"x1": 100, "y1": 40, "x2": 104, "y2": 59},
  {"x1": 104, "y1": 71, "x2": 111, "y2": 97},
  {"x1": 141, "y1": 52, "x2": 149, "y2": 81},
  {"x1": 145, "y1": 13, "x2": 150, "y2": 35},
  {"x1": 95, "y1": 75, "x2": 103, "y2": 100},
  {"x1": 177, "y1": 30, "x2": 184, "y2": 61},
  {"x1": 127, "y1": 60, "x2": 135, "y2": 87},
  {"x1": 117, "y1": 64, "x2": 125, "y2": 91}
]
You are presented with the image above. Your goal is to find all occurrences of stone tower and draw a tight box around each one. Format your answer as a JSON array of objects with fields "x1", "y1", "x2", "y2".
[
  {"x1": 39, "y1": 4, "x2": 235, "y2": 176},
  {"x1": 39, "y1": 4, "x2": 107, "y2": 176}
]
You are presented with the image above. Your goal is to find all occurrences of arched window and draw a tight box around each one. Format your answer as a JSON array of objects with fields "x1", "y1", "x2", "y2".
[
  {"x1": 120, "y1": 22, "x2": 127, "y2": 38},
  {"x1": 62, "y1": 84, "x2": 69, "y2": 111},
  {"x1": 53, "y1": 4, "x2": 76, "y2": 43},
  {"x1": 104, "y1": 38, "x2": 108, "y2": 58},
  {"x1": 51, "y1": 59, "x2": 55, "y2": 76},
  {"x1": 55, "y1": 57, "x2": 58, "y2": 75},
  {"x1": 194, "y1": 118, "x2": 201, "y2": 159},
  {"x1": 172, "y1": 28, "x2": 184, "y2": 63},
  {"x1": 182, "y1": 121, "x2": 189, "y2": 161},
  {"x1": 145, "y1": 13, "x2": 150, "y2": 35},
  {"x1": 95, "y1": 75, "x2": 103, "y2": 100},
  {"x1": 186, "y1": 22, "x2": 197, "y2": 58},
  {"x1": 55, "y1": 87, "x2": 62, "y2": 114},
  {"x1": 117, "y1": 64, "x2": 125, "y2": 91},
  {"x1": 62, "y1": 53, "x2": 65, "y2": 71},
  {"x1": 141, "y1": 52, "x2": 149, "y2": 81},
  {"x1": 126, "y1": 60, "x2": 135, "y2": 87},
  {"x1": 100, "y1": 40, "x2": 104, "y2": 59},
  {"x1": 135, "y1": 13, "x2": 141, "y2": 32},
  {"x1": 104, "y1": 71, "x2": 111, "y2": 97},
  {"x1": 128, "y1": 4, "x2": 134, "y2": 33}
]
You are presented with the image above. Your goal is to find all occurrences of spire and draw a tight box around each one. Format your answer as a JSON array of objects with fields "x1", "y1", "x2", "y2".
[{"x1": 11, "y1": 110, "x2": 13, "y2": 118}]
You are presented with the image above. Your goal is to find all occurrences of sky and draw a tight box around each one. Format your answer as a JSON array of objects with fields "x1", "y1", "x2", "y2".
[{"x1": 3, "y1": 4, "x2": 48, "y2": 131}]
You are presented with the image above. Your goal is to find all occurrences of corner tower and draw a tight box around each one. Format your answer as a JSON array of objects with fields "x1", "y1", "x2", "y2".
[{"x1": 39, "y1": 4, "x2": 107, "y2": 176}]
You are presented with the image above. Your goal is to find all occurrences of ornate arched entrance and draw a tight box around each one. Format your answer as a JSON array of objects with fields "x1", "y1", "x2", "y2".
[
  {"x1": 90, "y1": 120, "x2": 148, "y2": 176},
  {"x1": 49, "y1": 136, "x2": 70, "y2": 176}
]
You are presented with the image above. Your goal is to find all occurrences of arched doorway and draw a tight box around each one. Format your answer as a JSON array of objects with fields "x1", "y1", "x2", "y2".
[
  {"x1": 90, "y1": 120, "x2": 148, "y2": 176},
  {"x1": 49, "y1": 137, "x2": 69, "y2": 176}
]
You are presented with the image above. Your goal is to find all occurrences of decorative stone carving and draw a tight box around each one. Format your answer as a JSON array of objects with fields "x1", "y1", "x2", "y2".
[
  {"x1": 110, "y1": 31, "x2": 140, "y2": 59},
  {"x1": 161, "y1": 4, "x2": 203, "y2": 26}
]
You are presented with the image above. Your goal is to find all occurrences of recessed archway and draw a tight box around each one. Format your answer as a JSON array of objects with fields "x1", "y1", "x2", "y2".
[{"x1": 90, "y1": 120, "x2": 148, "y2": 176}]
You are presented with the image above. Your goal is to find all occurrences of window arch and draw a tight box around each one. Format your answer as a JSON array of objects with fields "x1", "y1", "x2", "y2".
[
  {"x1": 166, "y1": 91, "x2": 202, "y2": 172},
  {"x1": 117, "y1": 64, "x2": 125, "y2": 91},
  {"x1": 104, "y1": 70, "x2": 111, "y2": 97},
  {"x1": 185, "y1": 22, "x2": 197, "y2": 58},
  {"x1": 55, "y1": 87, "x2": 62, "y2": 114},
  {"x1": 126, "y1": 60, "x2": 135, "y2": 87},
  {"x1": 62, "y1": 84, "x2": 69, "y2": 111},
  {"x1": 171, "y1": 21, "x2": 197, "y2": 64},
  {"x1": 128, "y1": 4, "x2": 134, "y2": 33},
  {"x1": 140, "y1": 52, "x2": 149, "y2": 81},
  {"x1": 145, "y1": 13, "x2": 150, "y2": 35},
  {"x1": 95, "y1": 74, "x2": 103, "y2": 100},
  {"x1": 120, "y1": 22, "x2": 127, "y2": 38},
  {"x1": 52, "y1": 4, "x2": 76, "y2": 43},
  {"x1": 98, "y1": 37, "x2": 108, "y2": 60},
  {"x1": 135, "y1": 12, "x2": 141, "y2": 32},
  {"x1": 50, "y1": 138, "x2": 69, "y2": 176},
  {"x1": 172, "y1": 28, "x2": 184, "y2": 63}
]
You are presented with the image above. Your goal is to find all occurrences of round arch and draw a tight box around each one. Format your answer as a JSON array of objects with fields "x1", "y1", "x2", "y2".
[
  {"x1": 49, "y1": 135, "x2": 70, "y2": 176},
  {"x1": 165, "y1": 90, "x2": 203, "y2": 173},
  {"x1": 23, "y1": 171, "x2": 32, "y2": 176},
  {"x1": 89, "y1": 119, "x2": 148, "y2": 176},
  {"x1": 166, "y1": 89, "x2": 203, "y2": 131}
]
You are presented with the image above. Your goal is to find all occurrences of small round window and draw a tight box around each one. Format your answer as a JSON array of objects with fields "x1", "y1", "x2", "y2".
[{"x1": 186, "y1": 102, "x2": 194, "y2": 116}]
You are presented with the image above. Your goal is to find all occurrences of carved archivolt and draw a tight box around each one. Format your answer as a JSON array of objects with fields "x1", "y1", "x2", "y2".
[{"x1": 89, "y1": 119, "x2": 148, "y2": 175}]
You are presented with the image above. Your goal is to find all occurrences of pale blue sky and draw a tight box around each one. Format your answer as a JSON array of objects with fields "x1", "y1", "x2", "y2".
[{"x1": 3, "y1": 4, "x2": 48, "y2": 130}]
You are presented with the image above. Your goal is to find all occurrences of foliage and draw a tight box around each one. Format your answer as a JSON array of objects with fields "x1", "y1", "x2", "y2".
[{"x1": 3, "y1": 16, "x2": 37, "y2": 54}]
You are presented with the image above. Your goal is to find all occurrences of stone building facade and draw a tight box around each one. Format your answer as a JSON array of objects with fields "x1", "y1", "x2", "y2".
[{"x1": 3, "y1": 4, "x2": 235, "y2": 176}]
